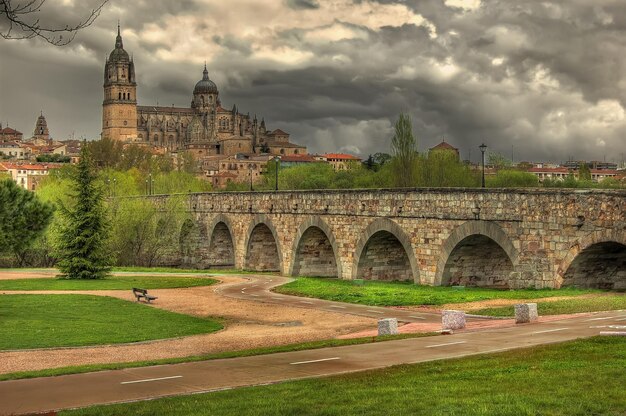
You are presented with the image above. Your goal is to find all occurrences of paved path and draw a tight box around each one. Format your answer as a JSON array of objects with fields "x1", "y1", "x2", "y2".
[
  {"x1": 2, "y1": 310, "x2": 625, "y2": 415},
  {"x1": 215, "y1": 274, "x2": 467, "y2": 324}
]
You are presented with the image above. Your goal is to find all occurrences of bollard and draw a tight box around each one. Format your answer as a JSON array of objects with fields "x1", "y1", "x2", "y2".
[
  {"x1": 514, "y1": 303, "x2": 538, "y2": 324},
  {"x1": 378, "y1": 318, "x2": 398, "y2": 336},
  {"x1": 442, "y1": 310, "x2": 466, "y2": 330}
]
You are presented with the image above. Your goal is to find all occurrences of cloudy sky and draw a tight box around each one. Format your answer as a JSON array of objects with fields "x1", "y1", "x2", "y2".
[{"x1": 1, "y1": 0, "x2": 625, "y2": 163}]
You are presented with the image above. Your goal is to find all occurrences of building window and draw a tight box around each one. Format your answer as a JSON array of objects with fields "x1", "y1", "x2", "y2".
[
  {"x1": 280, "y1": 149, "x2": 285, "y2": 154},
  {"x1": 119, "y1": 92, "x2": 121, "y2": 100},
  {"x1": 154, "y1": 135, "x2": 158, "y2": 141},
  {"x1": 123, "y1": 121, "x2": 128, "y2": 126}
]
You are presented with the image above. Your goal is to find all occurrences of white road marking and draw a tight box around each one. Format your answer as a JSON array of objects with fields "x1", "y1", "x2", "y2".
[
  {"x1": 290, "y1": 357, "x2": 340, "y2": 365},
  {"x1": 409, "y1": 315, "x2": 426, "y2": 320},
  {"x1": 366, "y1": 310, "x2": 384, "y2": 314},
  {"x1": 585, "y1": 316, "x2": 618, "y2": 322},
  {"x1": 329, "y1": 305, "x2": 346, "y2": 309},
  {"x1": 121, "y1": 375, "x2": 182, "y2": 385},
  {"x1": 425, "y1": 341, "x2": 466, "y2": 348},
  {"x1": 532, "y1": 328, "x2": 569, "y2": 334}
]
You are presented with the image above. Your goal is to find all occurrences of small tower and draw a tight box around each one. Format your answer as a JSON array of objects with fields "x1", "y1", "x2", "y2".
[
  {"x1": 33, "y1": 111, "x2": 50, "y2": 143},
  {"x1": 102, "y1": 24, "x2": 138, "y2": 142}
]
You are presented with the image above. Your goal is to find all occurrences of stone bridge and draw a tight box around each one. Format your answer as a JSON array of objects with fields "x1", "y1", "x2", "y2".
[{"x1": 150, "y1": 188, "x2": 625, "y2": 289}]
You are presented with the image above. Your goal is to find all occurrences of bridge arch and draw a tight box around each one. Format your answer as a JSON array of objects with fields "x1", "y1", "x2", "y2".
[
  {"x1": 435, "y1": 221, "x2": 519, "y2": 288},
  {"x1": 558, "y1": 230, "x2": 626, "y2": 290},
  {"x1": 204, "y1": 214, "x2": 236, "y2": 268},
  {"x1": 289, "y1": 217, "x2": 341, "y2": 277},
  {"x1": 243, "y1": 214, "x2": 283, "y2": 272},
  {"x1": 352, "y1": 218, "x2": 419, "y2": 283}
]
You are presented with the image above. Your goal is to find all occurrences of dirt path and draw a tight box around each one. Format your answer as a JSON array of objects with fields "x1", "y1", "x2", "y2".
[{"x1": 0, "y1": 276, "x2": 375, "y2": 374}]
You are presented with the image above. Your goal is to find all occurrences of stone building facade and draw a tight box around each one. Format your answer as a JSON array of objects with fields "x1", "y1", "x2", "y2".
[
  {"x1": 145, "y1": 188, "x2": 625, "y2": 290},
  {"x1": 102, "y1": 26, "x2": 306, "y2": 158}
]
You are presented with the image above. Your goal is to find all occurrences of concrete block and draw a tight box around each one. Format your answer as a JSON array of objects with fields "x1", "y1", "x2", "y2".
[
  {"x1": 378, "y1": 318, "x2": 398, "y2": 336},
  {"x1": 442, "y1": 310, "x2": 466, "y2": 330},
  {"x1": 514, "y1": 303, "x2": 538, "y2": 324}
]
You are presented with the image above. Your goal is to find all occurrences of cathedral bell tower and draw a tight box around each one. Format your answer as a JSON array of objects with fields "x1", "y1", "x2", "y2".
[{"x1": 102, "y1": 24, "x2": 137, "y2": 141}]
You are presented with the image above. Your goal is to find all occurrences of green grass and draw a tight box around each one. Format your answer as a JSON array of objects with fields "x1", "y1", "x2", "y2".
[
  {"x1": 474, "y1": 294, "x2": 626, "y2": 317},
  {"x1": 275, "y1": 277, "x2": 598, "y2": 306},
  {"x1": 61, "y1": 337, "x2": 626, "y2": 416},
  {"x1": 0, "y1": 275, "x2": 217, "y2": 290},
  {"x1": 112, "y1": 266, "x2": 243, "y2": 274},
  {"x1": 0, "y1": 333, "x2": 435, "y2": 381},
  {"x1": 0, "y1": 294, "x2": 222, "y2": 350}
]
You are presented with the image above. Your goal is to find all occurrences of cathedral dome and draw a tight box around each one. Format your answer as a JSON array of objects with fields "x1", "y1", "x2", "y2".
[{"x1": 194, "y1": 65, "x2": 218, "y2": 94}]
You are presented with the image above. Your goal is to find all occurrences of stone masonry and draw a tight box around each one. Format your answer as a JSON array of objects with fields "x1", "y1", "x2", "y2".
[{"x1": 145, "y1": 188, "x2": 626, "y2": 289}]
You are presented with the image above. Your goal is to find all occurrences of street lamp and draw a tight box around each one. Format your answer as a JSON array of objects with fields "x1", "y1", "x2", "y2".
[
  {"x1": 249, "y1": 164, "x2": 254, "y2": 192},
  {"x1": 479, "y1": 143, "x2": 487, "y2": 188},
  {"x1": 273, "y1": 156, "x2": 281, "y2": 191}
]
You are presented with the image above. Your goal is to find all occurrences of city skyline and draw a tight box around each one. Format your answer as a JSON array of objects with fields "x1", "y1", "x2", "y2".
[{"x1": 1, "y1": 0, "x2": 626, "y2": 164}]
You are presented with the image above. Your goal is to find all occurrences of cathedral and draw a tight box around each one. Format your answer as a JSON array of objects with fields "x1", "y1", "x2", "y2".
[{"x1": 101, "y1": 26, "x2": 306, "y2": 158}]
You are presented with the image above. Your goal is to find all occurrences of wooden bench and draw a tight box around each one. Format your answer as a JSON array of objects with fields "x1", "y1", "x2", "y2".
[{"x1": 132, "y1": 288, "x2": 158, "y2": 303}]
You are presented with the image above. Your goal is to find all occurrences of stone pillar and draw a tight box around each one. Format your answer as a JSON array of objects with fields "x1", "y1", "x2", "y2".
[
  {"x1": 514, "y1": 303, "x2": 538, "y2": 324},
  {"x1": 378, "y1": 318, "x2": 398, "y2": 336},
  {"x1": 442, "y1": 310, "x2": 466, "y2": 330}
]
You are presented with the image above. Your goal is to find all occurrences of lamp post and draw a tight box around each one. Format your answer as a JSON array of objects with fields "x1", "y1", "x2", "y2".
[
  {"x1": 479, "y1": 143, "x2": 487, "y2": 188},
  {"x1": 273, "y1": 156, "x2": 280, "y2": 191},
  {"x1": 249, "y1": 164, "x2": 253, "y2": 192}
]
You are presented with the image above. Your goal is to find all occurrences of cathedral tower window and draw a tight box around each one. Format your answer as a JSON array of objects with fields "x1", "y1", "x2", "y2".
[{"x1": 119, "y1": 92, "x2": 121, "y2": 100}]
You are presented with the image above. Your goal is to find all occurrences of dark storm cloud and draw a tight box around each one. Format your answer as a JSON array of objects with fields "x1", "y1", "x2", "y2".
[
  {"x1": 285, "y1": 0, "x2": 320, "y2": 10},
  {"x1": 1, "y1": 0, "x2": 626, "y2": 164}
]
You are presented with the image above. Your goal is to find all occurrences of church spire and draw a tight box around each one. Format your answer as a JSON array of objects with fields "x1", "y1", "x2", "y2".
[{"x1": 115, "y1": 22, "x2": 123, "y2": 49}]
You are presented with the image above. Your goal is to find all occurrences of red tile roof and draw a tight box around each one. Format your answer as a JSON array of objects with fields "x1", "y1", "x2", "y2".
[
  {"x1": 270, "y1": 129, "x2": 289, "y2": 136},
  {"x1": 527, "y1": 167, "x2": 571, "y2": 173},
  {"x1": 430, "y1": 141, "x2": 458, "y2": 151},
  {"x1": 323, "y1": 153, "x2": 362, "y2": 161},
  {"x1": 280, "y1": 154, "x2": 316, "y2": 163},
  {"x1": 0, "y1": 127, "x2": 22, "y2": 135}
]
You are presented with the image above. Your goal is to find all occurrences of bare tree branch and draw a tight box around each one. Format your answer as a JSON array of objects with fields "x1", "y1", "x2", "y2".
[{"x1": 0, "y1": 0, "x2": 109, "y2": 46}]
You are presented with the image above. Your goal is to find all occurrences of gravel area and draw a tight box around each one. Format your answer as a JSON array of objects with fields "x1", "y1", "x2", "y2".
[{"x1": 0, "y1": 275, "x2": 376, "y2": 374}]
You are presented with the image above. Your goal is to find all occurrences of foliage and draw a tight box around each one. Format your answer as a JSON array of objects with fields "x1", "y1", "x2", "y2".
[
  {"x1": 275, "y1": 277, "x2": 596, "y2": 307},
  {"x1": 487, "y1": 169, "x2": 539, "y2": 188},
  {"x1": 578, "y1": 163, "x2": 591, "y2": 181},
  {"x1": 61, "y1": 337, "x2": 626, "y2": 416},
  {"x1": 390, "y1": 113, "x2": 418, "y2": 187},
  {"x1": 415, "y1": 151, "x2": 479, "y2": 187},
  {"x1": 0, "y1": 294, "x2": 222, "y2": 350},
  {"x1": 0, "y1": 179, "x2": 54, "y2": 265},
  {"x1": 487, "y1": 151, "x2": 512, "y2": 170},
  {"x1": 87, "y1": 139, "x2": 175, "y2": 174},
  {"x1": 109, "y1": 196, "x2": 190, "y2": 267},
  {"x1": 56, "y1": 146, "x2": 111, "y2": 279},
  {"x1": 36, "y1": 153, "x2": 71, "y2": 163}
]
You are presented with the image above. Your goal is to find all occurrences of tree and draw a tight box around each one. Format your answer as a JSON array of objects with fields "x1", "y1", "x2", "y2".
[
  {"x1": 578, "y1": 163, "x2": 592, "y2": 181},
  {"x1": 390, "y1": 113, "x2": 418, "y2": 187},
  {"x1": 0, "y1": 179, "x2": 53, "y2": 264},
  {"x1": 488, "y1": 152, "x2": 512, "y2": 170},
  {"x1": 259, "y1": 142, "x2": 270, "y2": 154},
  {"x1": 1, "y1": 0, "x2": 109, "y2": 45},
  {"x1": 56, "y1": 145, "x2": 110, "y2": 279}
]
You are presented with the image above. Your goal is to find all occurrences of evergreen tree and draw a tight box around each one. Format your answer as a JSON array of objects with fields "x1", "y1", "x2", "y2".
[
  {"x1": 390, "y1": 113, "x2": 418, "y2": 187},
  {"x1": 0, "y1": 179, "x2": 54, "y2": 264},
  {"x1": 56, "y1": 145, "x2": 111, "y2": 279},
  {"x1": 578, "y1": 163, "x2": 592, "y2": 181}
]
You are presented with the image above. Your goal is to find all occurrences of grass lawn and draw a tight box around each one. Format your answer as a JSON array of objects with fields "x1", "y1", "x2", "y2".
[
  {"x1": 0, "y1": 275, "x2": 217, "y2": 290},
  {"x1": 0, "y1": 294, "x2": 222, "y2": 350},
  {"x1": 61, "y1": 337, "x2": 626, "y2": 416},
  {"x1": 474, "y1": 294, "x2": 626, "y2": 317},
  {"x1": 275, "y1": 277, "x2": 598, "y2": 306},
  {"x1": 0, "y1": 333, "x2": 435, "y2": 381}
]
